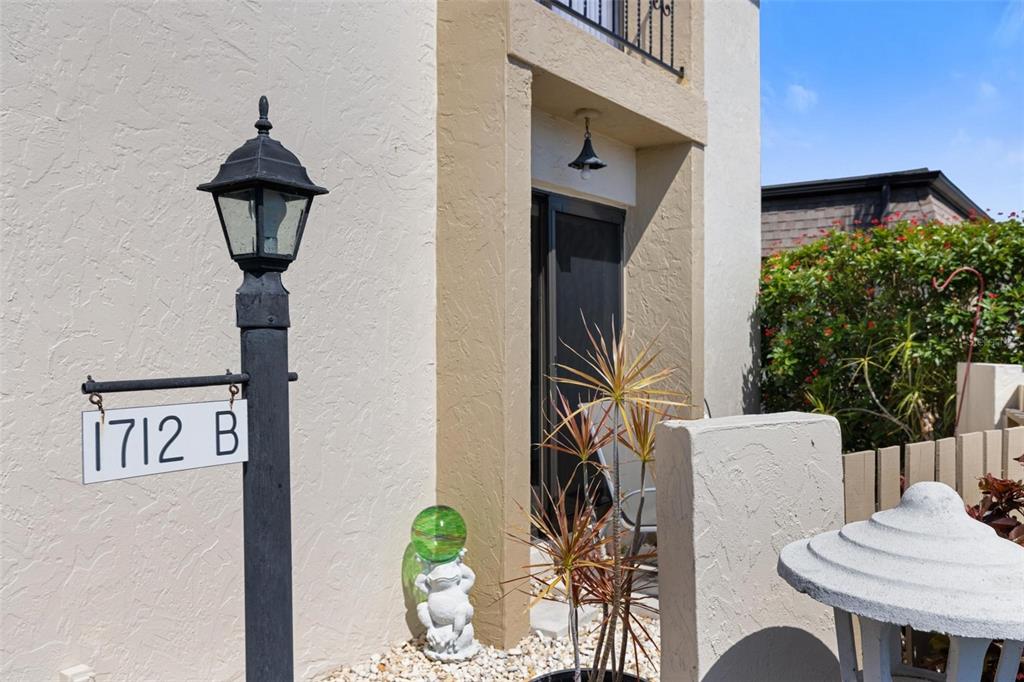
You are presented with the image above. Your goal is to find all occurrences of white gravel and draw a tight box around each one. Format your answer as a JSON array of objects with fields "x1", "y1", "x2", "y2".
[{"x1": 319, "y1": 617, "x2": 660, "y2": 682}]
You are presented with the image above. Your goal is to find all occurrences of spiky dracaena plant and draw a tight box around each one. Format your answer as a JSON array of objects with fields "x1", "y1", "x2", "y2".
[
  {"x1": 508, "y1": 485, "x2": 616, "y2": 682},
  {"x1": 510, "y1": 483, "x2": 658, "y2": 682},
  {"x1": 577, "y1": 555, "x2": 659, "y2": 677},
  {"x1": 545, "y1": 322, "x2": 685, "y2": 682},
  {"x1": 546, "y1": 389, "x2": 615, "y2": 502},
  {"x1": 609, "y1": 397, "x2": 663, "y2": 676}
]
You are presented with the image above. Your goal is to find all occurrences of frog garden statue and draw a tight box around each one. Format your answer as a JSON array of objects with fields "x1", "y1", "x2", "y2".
[{"x1": 410, "y1": 505, "x2": 479, "y2": 662}]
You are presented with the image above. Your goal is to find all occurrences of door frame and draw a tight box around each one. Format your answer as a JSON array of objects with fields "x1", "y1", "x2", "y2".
[{"x1": 531, "y1": 189, "x2": 626, "y2": 502}]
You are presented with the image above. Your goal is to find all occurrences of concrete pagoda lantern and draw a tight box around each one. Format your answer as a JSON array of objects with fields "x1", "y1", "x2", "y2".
[{"x1": 778, "y1": 481, "x2": 1024, "y2": 682}]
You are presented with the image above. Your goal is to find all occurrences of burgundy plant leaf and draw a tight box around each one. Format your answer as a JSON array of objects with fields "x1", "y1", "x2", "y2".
[
  {"x1": 1008, "y1": 524, "x2": 1024, "y2": 545},
  {"x1": 987, "y1": 516, "x2": 1019, "y2": 537}
]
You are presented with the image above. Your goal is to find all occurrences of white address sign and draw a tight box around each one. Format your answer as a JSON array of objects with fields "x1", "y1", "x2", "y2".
[{"x1": 82, "y1": 400, "x2": 248, "y2": 484}]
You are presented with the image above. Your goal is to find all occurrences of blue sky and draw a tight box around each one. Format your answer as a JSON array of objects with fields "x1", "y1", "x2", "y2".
[{"x1": 761, "y1": 0, "x2": 1024, "y2": 216}]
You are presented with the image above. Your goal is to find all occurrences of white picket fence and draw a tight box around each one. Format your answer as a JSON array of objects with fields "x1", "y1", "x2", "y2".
[
  {"x1": 842, "y1": 427, "x2": 1024, "y2": 522},
  {"x1": 839, "y1": 426, "x2": 1024, "y2": 670}
]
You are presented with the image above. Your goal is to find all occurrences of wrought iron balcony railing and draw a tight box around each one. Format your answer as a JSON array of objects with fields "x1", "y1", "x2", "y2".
[{"x1": 546, "y1": 0, "x2": 683, "y2": 77}]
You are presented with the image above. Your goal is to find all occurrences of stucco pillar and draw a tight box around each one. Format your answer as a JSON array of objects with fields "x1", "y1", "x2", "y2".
[
  {"x1": 436, "y1": 0, "x2": 532, "y2": 648},
  {"x1": 657, "y1": 412, "x2": 844, "y2": 681},
  {"x1": 627, "y1": 143, "x2": 705, "y2": 417},
  {"x1": 955, "y1": 362, "x2": 1024, "y2": 433},
  {"x1": 676, "y1": 0, "x2": 705, "y2": 91}
]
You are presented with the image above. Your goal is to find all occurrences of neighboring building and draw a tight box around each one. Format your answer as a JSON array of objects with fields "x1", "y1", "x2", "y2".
[
  {"x1": 761, "y1": 168, "x2": 989, "y2": 256},
  {"x1": 1, "y1": 1, "x2": 760, "y2": 679}
]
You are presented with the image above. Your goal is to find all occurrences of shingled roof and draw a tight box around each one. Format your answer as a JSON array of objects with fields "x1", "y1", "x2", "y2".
[{"x1": 761, "y1": 169, "x2": 988, "y2": 256}]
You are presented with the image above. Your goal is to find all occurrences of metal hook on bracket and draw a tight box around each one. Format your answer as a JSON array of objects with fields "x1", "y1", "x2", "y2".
[
  {"x1": 87, "y1": 378, "x2": 106, "y2": 425},
  {"x1": 227, "y1": 369, "x2": 240, "y2": 410}
]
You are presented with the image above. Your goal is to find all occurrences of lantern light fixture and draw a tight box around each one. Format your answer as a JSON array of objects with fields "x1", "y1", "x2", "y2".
[
  {"x1": 568, "y1": 108, "x2": 607, "y2": 181},
  {"x1": 198, "y1": 96, "x2": 328, "y2": 273}
]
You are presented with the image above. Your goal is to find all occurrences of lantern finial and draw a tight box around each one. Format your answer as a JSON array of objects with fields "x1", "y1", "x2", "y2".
[{"x1": 255, "y1": 96, "x2": 272, "y2": 136}]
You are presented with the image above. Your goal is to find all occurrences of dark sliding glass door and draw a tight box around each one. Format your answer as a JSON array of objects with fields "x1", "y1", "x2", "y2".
[{"x1": 531, "y1": 191, "x2": 624, "y2": 508}]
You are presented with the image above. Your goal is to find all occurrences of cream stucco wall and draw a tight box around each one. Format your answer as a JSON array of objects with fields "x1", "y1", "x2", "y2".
[
  {"x1": 703, "y1": 0, "x2": 761, "y2": 416},
  {"x1": 956, "y1": 363, "x2": 1024, "y2": 433},
  {"x1": 531, "y1": 110, "x2": 637, "y2": 207},
  {"x1": 436, "y1": 0, "x2": 533, "y2": 648},
  {"x1": 658, "y1": 412, "x2": 843, "y2": 681},
  {"x1": 1, "y1": 2, "x2": 436, "y2": 680},
  {"x1": 437, "y1": 0, "x2": 708, "y2": 648}
]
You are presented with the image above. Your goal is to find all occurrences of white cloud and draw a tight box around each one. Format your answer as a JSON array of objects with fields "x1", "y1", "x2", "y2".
[
  {"x1": 994, "y1": 0, "x2": 1024, "y2": 46},
  {"x1": 978, "y1": 81, "x2": 998, "y2": 98},
  {"x1": 785, "y1": 84, "x2": 818, "y2": 113}
]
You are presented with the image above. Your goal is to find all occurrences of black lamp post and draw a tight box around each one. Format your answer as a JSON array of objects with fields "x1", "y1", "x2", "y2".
[{"x1": 199, "y1": 96, "x2": 328, "y2": 682}]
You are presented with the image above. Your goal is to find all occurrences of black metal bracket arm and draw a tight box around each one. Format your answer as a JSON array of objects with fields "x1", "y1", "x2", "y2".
[{"x1": 81, "y1": 371, "x2": 299, "y2": 395}]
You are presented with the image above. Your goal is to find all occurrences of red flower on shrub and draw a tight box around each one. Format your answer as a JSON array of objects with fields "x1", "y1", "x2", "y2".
[
  {"x1": 823, "y1": 327, "x2": 833, "y2": 337},
  {"x1": 870, "y1": 217, "x2": 880, "y2": 225},
  {"x1": 988, "y1": 292, "x2": 998, "y2": 299},
  {"x1": 896, "y1": 235, "x2": 907, "y2": 242},
  {"x1": 867, "y1": 320, "x2": 876, "y2": 329},
  {"x1": 819, "y1": 357, "x2": 828, "y2": 366},
  {"x1": 763, "y1": 274, "x2": 773, "y2": 283},
  {"x1": 788, "y1": 264, "x2": 798, "y2": 271}
]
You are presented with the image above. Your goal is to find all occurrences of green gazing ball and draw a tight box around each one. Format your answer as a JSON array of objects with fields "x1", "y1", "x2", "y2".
[{"x1": 410, "y1": 505, "x2": 467, "y2": 563}]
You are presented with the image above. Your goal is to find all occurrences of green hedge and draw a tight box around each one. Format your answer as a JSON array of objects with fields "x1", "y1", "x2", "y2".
[{"x1": 759, "y1": 217, "x2": 1024, "y2": 451}]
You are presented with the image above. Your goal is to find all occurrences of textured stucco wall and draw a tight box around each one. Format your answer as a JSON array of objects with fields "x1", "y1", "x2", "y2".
[
  {"x1": 510, "y1": 0, "x2": 706, "y2": 147},
  {"x1": 702, "y1": 0, "x2": 760, "y2": 417},
  {"x1": 436, "y1": 0, "x2": 708, "y2": 648},
  {"x1": 628, "y1": 143, "x2": 705, "y2": 417},
  {"x1": 657, "y1": 412, "x2": 843, "y2": 681},
  {"x1": 531, "y1": 110, "x2": 637, "y2": 207},
  {"x1": 436, "y1": 0, "x2": 532, "y2": 648},
  {"x1": 956, "y1": 363, "x2": 1024, "y2": 433},
  {"x1": 1, "y1": 2, "x2": 436, "y2": 680}
]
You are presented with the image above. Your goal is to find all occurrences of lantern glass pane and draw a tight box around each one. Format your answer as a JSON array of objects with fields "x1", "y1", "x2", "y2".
[
  {"x1": 216, "y1": 189, "x2": 257, "y2": 255},
  {"x1": 261, "y1": 190, "x2": 307, "y2": 256}
]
